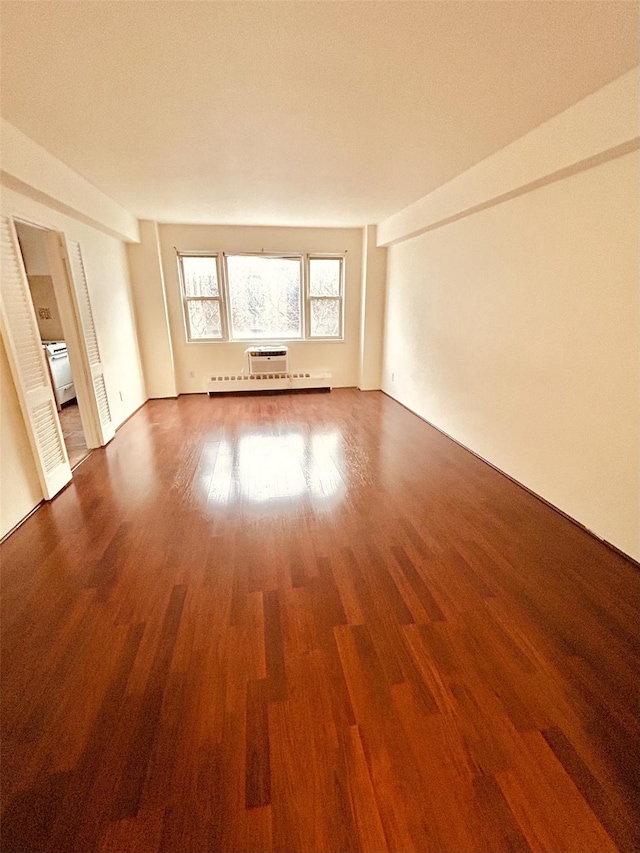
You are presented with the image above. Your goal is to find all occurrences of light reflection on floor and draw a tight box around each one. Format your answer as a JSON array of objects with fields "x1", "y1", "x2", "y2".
[
  {"x1": 204, "y1": 429, "x2": 346, "y2": 512},
  {"x1": 104, "y1": 417, "x2": 161, "y2": 506}
]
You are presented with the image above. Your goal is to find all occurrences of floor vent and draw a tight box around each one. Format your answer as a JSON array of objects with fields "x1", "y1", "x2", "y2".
[{"x1": 206, "y1": 372, "x2": 331, "y2": 395}]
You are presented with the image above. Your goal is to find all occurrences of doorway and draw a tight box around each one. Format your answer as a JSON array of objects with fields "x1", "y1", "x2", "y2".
[{"x1": 14, "y1": 221, "x2": 90, "y2": 469}]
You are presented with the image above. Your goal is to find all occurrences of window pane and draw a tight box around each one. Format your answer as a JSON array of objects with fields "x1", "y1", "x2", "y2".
[
  {"x1": 310, "y1": 298, "x2": 340, "y2": 337},
  {"x1": 182, "y1": 256, "x2": 219, "y2": 297},
  {"x1": 188, "y1": 300, "x2": 221, "y2": 339},
  {"x1": 309, "y1": 258, "x2": 341, "y2": 296},
  {"x1": 226, "y1": 255, "x2": 302, "y2": 339}
]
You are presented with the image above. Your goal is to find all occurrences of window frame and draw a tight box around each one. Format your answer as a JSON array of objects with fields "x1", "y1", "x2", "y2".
[
  {"x1": 176, "y1": 249, "x2": 346, "y2": 343},
  {"x1": 222, "y1": 251, "x2": 305, "y2": 342},
  {"x1": 177, "y1": 251, "x2": 227, "y2": 342},
  {"x1": 306, "y1": 254, "x2": 345, "y2": 340}
]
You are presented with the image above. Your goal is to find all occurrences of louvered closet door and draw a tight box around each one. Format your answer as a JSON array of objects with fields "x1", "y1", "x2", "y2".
[
  {"x1": 0, "y1": 216, "x2": 72, "y2": 499},
  {"x1": 61, "y1": 237, "x2": 115, "y2": 445}
]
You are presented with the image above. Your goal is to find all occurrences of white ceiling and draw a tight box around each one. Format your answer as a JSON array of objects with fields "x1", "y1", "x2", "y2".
[{"x1": 1, "y1": 1, "x2": 638, "y2": 227}]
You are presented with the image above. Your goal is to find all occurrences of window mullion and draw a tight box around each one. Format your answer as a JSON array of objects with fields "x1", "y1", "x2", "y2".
[
  {"x1": 217, "y1": 254, "x2": 230, "y2": 341},
  {"x1": 304, "y1": 254, "x2": 310, "y2": 340}
]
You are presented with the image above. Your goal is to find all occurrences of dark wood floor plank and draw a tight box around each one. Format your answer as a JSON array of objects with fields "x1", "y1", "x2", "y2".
[
  {"x1": 245, "y1": 678, "x2": 271, "y2": 809},
  {"x1": 496, "y1": 729, "x2": 619, "y2": 853},
  {"x1": 335, "y1": 624, "x2": 437, "y2": 851},
  {"x1": 341, "y1": 724, "x2": 389, "y2": 853},
  {"x1": 1, "y1": 389, "x2": 638, "y2": 852},
  {"x1": 390, "y1": 544, "x2": 447, "y2": 622},
  {"x1": 112, "y1": 584, "x2": 187, "y2": 820},
  {"x1": 542, "y1": 725, "x2": 640, "y2": 853},
  {"x1": 269, "y1": 646, "x2": 361, "y2": 853},
  {"x1": 0, "y1": 771, "x2": 74, "y2": 853},
  {"x1": 471, "y1": 772, "x2": 533, "y2": 853},
  {"x1": 359, "y1": 539, "x2": 416, "y2": 625},
  {"x1": 98, "y1": 807, "x2": 165, "y2": 853},
  {"x1": 263, "y1": 589, "x2": 287, "y2": 702},
  {"x1": 43, "y1": 621, "x2": 146, "y2": 851}
]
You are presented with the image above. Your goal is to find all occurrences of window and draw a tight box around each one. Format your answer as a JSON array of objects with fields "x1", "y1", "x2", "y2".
[
  {"x1": 177, "y1": 250, "x2": 345, "y2": 342},
  {"x1": 179, "y1": 254, "x2": 223, "y2": 340},
  {"x1": 226, "y1": 254, "x2": 302, "y2": 340},
  {"x1": 308, "y1": 256, "x2": 343, "y2": 338}
]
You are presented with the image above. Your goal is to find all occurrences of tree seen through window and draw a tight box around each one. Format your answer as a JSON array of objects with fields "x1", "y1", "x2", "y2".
[{"x1": 226, "y1": 255, "x2": 302, "y2": 339}]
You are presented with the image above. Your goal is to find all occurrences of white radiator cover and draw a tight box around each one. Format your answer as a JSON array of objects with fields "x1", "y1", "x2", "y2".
[{"x1": 206, "y1": 371, "x2": 331, "y2": 394}]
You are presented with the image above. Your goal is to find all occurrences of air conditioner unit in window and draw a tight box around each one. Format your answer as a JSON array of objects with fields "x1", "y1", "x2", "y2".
[{"x1": 245, "y1": 345, "x2": 289, "y2": 375}]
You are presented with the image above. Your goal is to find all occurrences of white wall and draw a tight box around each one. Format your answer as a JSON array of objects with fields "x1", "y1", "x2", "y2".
[
  {"x1": 378, "y1": 69, "x2": 639, "y2": 247},
  {"x1": 156, "y1": 224, "x2": 363, "y2": 392},
  {"x1": 0, "y1": 186, "x2": 147, "y2": 538},
  {"x1": 358, "y1": 225, "x2": 387, "y2": 391},
  {"x1": 1, "y1": 119, "x2": 139, "y2": 243},
  {"x1": 126, "y1": 220, "x2": 177, "y2": 398},
  {"x1": 0, "y1": 334, "x2": 42, "y2": 534},
  {"x1": 380, "y1": 105, "x2": 639, "y2": 560}
]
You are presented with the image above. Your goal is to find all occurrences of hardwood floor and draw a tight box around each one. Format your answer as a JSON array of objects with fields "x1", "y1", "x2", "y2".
[
  {"x1": 58, "y1": 400, "x2": 90, "y2": 469},
  {"x1": 1, "y1": 389, "x2": 638, "y2": 853}
]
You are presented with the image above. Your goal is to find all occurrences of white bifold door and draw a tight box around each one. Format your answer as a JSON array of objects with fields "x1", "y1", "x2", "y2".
[
  {"x1": 0, "y1": 215, "x2": 115, "y2": 501},
  {"x1": 56, "y1": 234, "x2": 115, "y2": 447},
  {"x1": 0, "y1": 215, "x2": 72, "y2": 498}
]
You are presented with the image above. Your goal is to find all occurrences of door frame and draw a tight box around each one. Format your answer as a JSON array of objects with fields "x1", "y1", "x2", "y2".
[
  {"x1": 1, "y1": 214, "x2": 72, "y2": 498},
  {"x1": 11, "y1": 216, "x2": 112, "y2": 451},
  {"x1": 13, "y1": 215, "x2": 107, "y2": 451},
  {"x1": 44, "y1": 227, "x2": 108, "y2": 448}
]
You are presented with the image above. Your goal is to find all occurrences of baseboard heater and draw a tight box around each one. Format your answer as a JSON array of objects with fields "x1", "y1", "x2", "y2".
[{"x1": 206, "y1": 371, "x2": 332, "y2": 395}]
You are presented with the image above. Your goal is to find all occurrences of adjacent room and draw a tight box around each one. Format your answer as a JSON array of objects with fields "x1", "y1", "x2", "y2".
[{"x1": 0, "y1": 2, "x2": 638, "y2": 852}]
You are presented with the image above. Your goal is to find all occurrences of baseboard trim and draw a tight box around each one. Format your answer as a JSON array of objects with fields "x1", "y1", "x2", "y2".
[
  {"x1": 2, "y1": 400, "x2": 149, "y2": 545},
  {"x1": 382, "y1": 390, "x2": 639, "y2": 569},
  {"x1": 0, "y1": 501, "x2": 44, "y2": 545},
  {"x1": 115, "y1": 399, "x2": 148, "y2": 432},
  {"x1": 4, "y1": 391, "x2": 636, "y2": 569}
]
